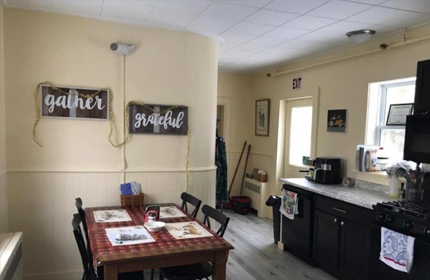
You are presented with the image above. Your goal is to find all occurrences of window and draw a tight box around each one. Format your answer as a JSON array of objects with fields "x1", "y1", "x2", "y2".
[
  {"x1": 375, "y1": 80, "x2": 415, "y2": 161},
  {"x1": 289, "y1": 105, "x2": 313, "y2": 166}
]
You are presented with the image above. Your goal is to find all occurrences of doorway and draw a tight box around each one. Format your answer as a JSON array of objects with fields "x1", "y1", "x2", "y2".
[
  {"x1": 283, "y1": 98, "x2": 314, "y2": 178},
  {"x1": 217, "y1": 105, "x2": 224, "y2": 138}
]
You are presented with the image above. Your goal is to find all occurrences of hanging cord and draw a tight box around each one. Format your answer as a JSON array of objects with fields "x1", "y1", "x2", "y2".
[
  {"x1": 185, "y1": 126, "x2": 191, "y2": 193},
  {"x1": 122, "y1": 55, "x2": 127, "y2": 183}
]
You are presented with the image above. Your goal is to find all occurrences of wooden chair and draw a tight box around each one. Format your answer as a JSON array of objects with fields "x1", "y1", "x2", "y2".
[
  {"x1": 72, "y1": 213, "x2": 144, "y2": 280},
  {"x1": 75, "y1": 197, "x2": 95, "y2": 267},
  {"x1": 159, "y1": 205, "x2": 230, "y2": 280},
  {"x1": 180, "y1": 192, "x2": 202, "y2": 218}
]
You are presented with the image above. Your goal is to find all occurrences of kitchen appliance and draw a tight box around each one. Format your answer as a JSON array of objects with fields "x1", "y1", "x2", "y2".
[
  {"x1": 314, "y1": 157, "x2": 341, "y2": 184},
  {"x1": 372, "y1": 200, "x2": 430, "y2": 279},
  {"x1": 404, "y1": 115, "x2": 430, "y2": 164},
  {"x1": 281, "y1": 184, "x2": 315, "y2": 265},
  {"x1": 413, "y1": 59, "x2": 430, "y2": 114}
]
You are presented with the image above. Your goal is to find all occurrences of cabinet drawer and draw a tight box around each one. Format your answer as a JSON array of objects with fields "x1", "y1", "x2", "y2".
[{"x1": 315, "y1": 195, "x2": 373, "y2": 228}]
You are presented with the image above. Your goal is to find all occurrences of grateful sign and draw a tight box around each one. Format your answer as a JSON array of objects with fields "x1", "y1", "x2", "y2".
[
  {"x1": 129, "y1": 104, "x2": 188, "y2": 135},
  {"x1": 40, "y1": 85, "x2": 109, "y2": 120}
]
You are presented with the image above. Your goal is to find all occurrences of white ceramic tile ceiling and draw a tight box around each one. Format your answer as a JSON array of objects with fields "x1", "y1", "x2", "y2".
[{"x1": 4, "y1": 0, "x2": 430, "y2": 72}]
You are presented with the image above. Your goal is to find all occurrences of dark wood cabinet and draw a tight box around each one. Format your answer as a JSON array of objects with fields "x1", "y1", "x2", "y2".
[
  {"x1": 414, "y1": 59, "x2": 430, "y2": 113},
  {"x1": 313, "y1": 210, "x2": 340, "y2": 277},
  {"x1": 313, "y1": 196, "x2": 372, "y2": 280},
  {"x1": 339, "y1": 220, "x2": 372, "y2": 280}
]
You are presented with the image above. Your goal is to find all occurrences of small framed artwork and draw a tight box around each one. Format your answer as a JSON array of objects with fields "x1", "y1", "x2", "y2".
[
  {"x1": 386, "y1": 103, "x2": 414, "y2": 126},
  {"x1": 327, "y1": 109, "x2": 347, "y2": 132},
  {"x1": 255, "y1": 99, "x2": 270, "y2": 136}
]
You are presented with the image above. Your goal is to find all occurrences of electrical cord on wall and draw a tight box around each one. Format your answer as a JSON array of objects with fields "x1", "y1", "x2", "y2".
[{"x1": 122, "y1": 54, "x2": 127, "y2": 184}]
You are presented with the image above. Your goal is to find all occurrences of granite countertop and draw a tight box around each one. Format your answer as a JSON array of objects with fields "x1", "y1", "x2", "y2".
[{"x1": 279, "y1": 178, "x2": 392, "y2": 209}]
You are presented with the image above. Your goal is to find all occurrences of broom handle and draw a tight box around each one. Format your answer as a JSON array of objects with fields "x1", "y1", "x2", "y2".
[
  {"x1": 240, "y1": 144, "x2": 251, "y2": 196},
  {"x1": 228, "y1": 141, "x2": 247, "y2": 198}
]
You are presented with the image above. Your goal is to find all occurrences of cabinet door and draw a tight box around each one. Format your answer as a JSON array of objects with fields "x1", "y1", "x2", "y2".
[
  {"x1": 415, "y1": 59, "x2": 430, "y2": 113},
  {"x1": 313, "y1": 210, "x2": 340, "y2": 277},
  {"x1": 340, "y1": 220, "x2": 371, "y2": 280}
]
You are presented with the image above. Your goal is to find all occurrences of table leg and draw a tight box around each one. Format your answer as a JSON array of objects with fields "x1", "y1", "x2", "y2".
[
  {"x1": 212, "y1": 251, "x2": 228, "y2": 280},
  {"x1": 104, "y1": 264, "x2": 118, "y2": 280}
]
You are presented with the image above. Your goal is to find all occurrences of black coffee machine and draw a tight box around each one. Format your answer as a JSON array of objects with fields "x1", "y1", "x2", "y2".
[{"x1": 314, "y1": 157, "x2": 342, "y2": 184}]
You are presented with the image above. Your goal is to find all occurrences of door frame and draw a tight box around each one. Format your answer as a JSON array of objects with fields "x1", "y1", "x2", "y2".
[
  {"x1": 283, "y1": 97, "x2": 314, "y2": 178},
  {"x1": 275, "y1": 88, "x2": 320, "y2": 183}
]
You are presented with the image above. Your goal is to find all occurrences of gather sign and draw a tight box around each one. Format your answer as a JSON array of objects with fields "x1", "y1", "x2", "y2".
[
  {"x1": 129, "y1": 104, "x2": 188, "y2": 135},
  {"x1": 40, "y1": 85, "x2": 109, "y2": 120}
]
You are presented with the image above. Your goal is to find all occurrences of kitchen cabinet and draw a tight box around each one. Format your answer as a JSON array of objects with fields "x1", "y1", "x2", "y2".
[
  {"x1": 339, "y1": 220, "x2": 372, "y2": 280},
  {"x1": 414, "y1": 59, "x2": 430, "y2": 113},
  {"x1": 313, "y1": 196, "x2": 372, "y2": 280},
  {"x1": 313, "y1": 210, "x2": 340, "y2": 277}
]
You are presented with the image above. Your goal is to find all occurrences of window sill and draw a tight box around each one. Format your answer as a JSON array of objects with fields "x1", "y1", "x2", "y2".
[{"x1": 351, "y1": 169, "x2": 389, "y2": 186}]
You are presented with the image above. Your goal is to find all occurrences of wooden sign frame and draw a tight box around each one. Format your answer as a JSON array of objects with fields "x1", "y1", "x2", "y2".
[
  {"x1": 129, "y1": 104, "x2": 188, "y2": 135},
  {"x1": 40, "y1": 85, "x2": 109, "y2": 121}
]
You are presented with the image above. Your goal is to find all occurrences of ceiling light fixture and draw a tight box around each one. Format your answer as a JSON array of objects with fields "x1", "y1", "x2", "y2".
[{"x1": 346, "y1": 29, "x2": 376, "y2": 43}]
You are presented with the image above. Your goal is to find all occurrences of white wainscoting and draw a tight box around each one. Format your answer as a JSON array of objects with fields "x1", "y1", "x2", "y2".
[
  {"x1": 0, "y1": 173, "x2": 7, "y2": 233},
  {"x1": 6, "y1": 169, "x2": 215, "y2": 279}
]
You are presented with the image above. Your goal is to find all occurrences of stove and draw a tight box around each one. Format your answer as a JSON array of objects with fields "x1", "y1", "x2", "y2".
[{"x1": 373, "y1": 200, "x2": 430, "y2": 240}]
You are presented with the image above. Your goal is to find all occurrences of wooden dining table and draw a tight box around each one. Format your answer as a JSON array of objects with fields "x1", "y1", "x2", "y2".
[{"x1": 85, "y1": 204, "x2": 234, "y2": 280}]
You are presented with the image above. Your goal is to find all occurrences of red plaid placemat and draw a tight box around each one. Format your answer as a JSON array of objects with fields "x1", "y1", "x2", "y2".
[{"x1": 85, "y1": 204, "x2": 232, "y2": 270}]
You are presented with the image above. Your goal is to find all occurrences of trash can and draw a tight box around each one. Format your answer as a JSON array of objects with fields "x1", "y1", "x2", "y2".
[{"x1": 266, "y1": 195, "x2": 282, "y2": 244}]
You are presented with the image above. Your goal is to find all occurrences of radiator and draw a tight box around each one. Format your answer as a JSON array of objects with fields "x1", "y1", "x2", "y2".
[
  {"x1": 243, "y1": 178, "x2": 270, "y2": 218},
  {"x1": 0, "y1": 232, "x2": 23, "y2": 280}
]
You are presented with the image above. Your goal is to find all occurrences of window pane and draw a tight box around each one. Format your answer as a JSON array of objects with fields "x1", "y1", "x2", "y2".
[
  {"x1": 289, "y1": 106, "x2": 312, "y2": 166},
  {"x1": 384, "y1": 84, "x2": 415, "y2": 122},
  {"x1": 380, "y1": 129, "x2": 405, "y2": 162}
]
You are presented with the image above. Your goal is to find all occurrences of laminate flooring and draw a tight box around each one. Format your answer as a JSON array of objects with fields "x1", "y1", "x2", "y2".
[{"x1": 145, "y1": 210, "x2": 336, "y2": 280}]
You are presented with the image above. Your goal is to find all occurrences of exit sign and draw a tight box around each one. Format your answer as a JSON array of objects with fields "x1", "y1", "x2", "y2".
[{"x1": 293, "y1": 77, "x2": 302, "y2": 90}]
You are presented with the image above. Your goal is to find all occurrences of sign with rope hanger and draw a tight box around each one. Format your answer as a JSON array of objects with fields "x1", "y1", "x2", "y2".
[{"x1": 32, "y1": 82, "x2": 192, "y2": 192}]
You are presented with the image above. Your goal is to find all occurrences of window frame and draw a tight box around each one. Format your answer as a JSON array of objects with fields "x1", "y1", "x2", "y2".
[{"x1": 375, "y1": 80, "x2": 415, "y2": 148}]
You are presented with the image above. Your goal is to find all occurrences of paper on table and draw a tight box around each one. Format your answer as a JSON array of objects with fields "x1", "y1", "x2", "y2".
[
  {"x1": 160, "y1": 206, "x2": 187, "y2": 219},
  {"x1": 94, "y1": 209, "x2": 132, "y2": 223},
  {"x1": 165, "y1": 221, "x2": 213, "y2": 239},
  {"x1": 105, "y1": 226, "x2": 155, "y2": 246}
]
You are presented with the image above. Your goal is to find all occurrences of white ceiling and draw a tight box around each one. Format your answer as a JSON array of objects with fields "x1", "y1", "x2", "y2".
[{"x1": 4, "y1": 0, "x2": 430, "y2": 73}]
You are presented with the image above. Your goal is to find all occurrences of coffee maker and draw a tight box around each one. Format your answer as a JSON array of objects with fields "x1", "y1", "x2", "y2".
[{"x1": 314, "y1": 157, "x2": 342, "y2": 184}]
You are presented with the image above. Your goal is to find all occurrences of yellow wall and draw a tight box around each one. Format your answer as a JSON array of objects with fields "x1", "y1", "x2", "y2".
[
  {"x1": 0, "y1": 6, "x2": 7, "y2": 234},
  {"x1": 217, "y1": 72, "x2": 253, "y2": 197},
  {"x1": 242, "y1": 24, "x2": 430, "y2": 203},
  {"x1": 4, "y1": 8, "x2": 218, "y2": 279}
]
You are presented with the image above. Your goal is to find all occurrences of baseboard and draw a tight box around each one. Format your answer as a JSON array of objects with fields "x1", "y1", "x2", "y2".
[{"x1": 25, "y1": 270, "x2": 82, "y2": 280}]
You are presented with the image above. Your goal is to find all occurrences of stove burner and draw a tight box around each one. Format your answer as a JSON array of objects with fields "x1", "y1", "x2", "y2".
[{"x1": 376, "y1": 201, "x2": 430, "y2": 220}]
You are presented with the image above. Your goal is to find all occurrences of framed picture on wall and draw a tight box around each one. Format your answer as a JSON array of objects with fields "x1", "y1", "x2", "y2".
[
  {"x1": 327, "y1": 109, "x2": 347, "y2": 132},
  {"x1": 255, "y1": 99, "x2": 270, "y2": 136},
  {"x1": 386, "y1": 103, "x2": 414, "y2": 126}
]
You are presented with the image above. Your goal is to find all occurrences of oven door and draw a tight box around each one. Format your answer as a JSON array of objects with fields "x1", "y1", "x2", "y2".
[{"x1": 370, "y1": 224, "x2": 430, "y2": 280}]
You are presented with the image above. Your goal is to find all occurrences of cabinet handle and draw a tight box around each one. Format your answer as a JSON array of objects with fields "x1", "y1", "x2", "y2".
[
  {"x1": 333, "y1": 207, "x2": 347, "y2": 213},
  {"x1": 334, "y1": 218, "x2": 338, "y2": 223},
  {"x1": 341, "y1": 221, "x2": 344, "y2": 226}
]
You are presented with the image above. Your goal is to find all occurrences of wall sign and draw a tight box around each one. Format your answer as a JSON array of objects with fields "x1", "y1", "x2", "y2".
[
  {"x1": 129, "y1": 104, "x2": 188, "y2": 135},
  {"x1": 293, "y1": 77, "x2": 302, "y2": 90},
  {"x1": 40, "y1": 85, "x2": 109, "y2": 120}
]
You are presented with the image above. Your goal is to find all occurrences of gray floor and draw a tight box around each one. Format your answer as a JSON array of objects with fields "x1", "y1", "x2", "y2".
[{"x1": 145, "y1": 210, "x2": 335, "y2": 280}]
